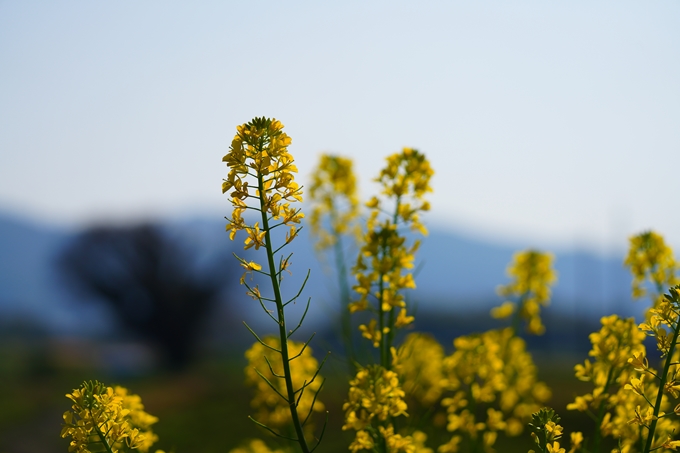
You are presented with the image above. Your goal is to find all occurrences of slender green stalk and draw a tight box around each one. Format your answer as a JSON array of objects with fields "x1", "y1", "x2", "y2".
[
  {"x1": 330, "y1": 208, "x2": 356, "y2": 373},
  {"x1": 643, "y1": 316, "x2": 680, "y2": 453},
  {"x1": 381, "y1": 196, "x2": 402, "y2": 369},
  {"x1": 592, "y1": 366, "x2": 616, "y2": 453},
  {"x1": 378, "y1": 234, "x2": 388, "y2": 369},
  {"x1": 89, "y1": 408, "x2": 116, "y2": 453},
  {"x1": 510, "y1": 291, "x2": 526, "y2": 335},
  {"x1": 257, "y1": 171, "x2": 311, "y2": 453}
]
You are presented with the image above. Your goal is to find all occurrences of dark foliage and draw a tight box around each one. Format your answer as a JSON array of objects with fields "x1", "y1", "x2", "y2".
[{"x1": 58, "y1": 223, "x2": 237, "y2": 370}]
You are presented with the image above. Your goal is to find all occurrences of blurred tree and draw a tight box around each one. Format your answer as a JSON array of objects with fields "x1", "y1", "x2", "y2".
[{"x1": 59, "y1": 223, "x2": 236, "y2": 371}]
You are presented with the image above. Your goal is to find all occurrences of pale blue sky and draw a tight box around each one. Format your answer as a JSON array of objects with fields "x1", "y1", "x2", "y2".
[{"x1": 1, "y1": 1, "x2": 679, "y2": 253}]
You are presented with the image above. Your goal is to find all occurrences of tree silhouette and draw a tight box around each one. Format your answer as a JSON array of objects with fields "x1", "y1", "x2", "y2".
[{"x1": 59, "y1": 223, "x2": 236, "y2": 370}]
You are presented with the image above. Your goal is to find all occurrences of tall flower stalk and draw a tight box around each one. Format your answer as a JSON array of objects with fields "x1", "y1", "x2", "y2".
[
  {"x1": 566, "y1": 315, "x2": 647, "y2": 452},
  {"x1": 631, "y1": 286, "x2": 680, "y2": 453},
  {"x1": 559, "y1": 231, "x2": 680, "y2": 453},
  {"x1": 308, "y1": 154, "x2": 361, "y2": 371},
  {"x1": 342, "y1": 148, "x2": 433, "y2": 453},
  {"x1": 350, "y1": 147, "x2": 433, "y2": 369},
  {"x1": 222, "y1": 117, "x2": 325, "y2": 453}
]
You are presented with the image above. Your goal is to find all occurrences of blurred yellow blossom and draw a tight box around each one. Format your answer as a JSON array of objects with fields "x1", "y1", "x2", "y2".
[
  {"x1": 114, "y1": 386, "x2": 159, "y2": 452},
  {"x1": 308, "y1": 154, "x2": 362, "y2": 367},
  {"x1": 568, "y1": 432, "x2": 583, "y2": 453},
  {"x1": 308, "y1": 154, "x2": 360, "y2": 251},
  {"x1": 625, "y1": 231, "x2": 679, "y2": 306},
  {"x1": 344, "y1": 364, "x2": 430, "y2": 453},
  {"x1": 343, "y1": 365, "x2": 408, "y2": 432},
  {"x1": 394, "y1": 333, "x2": 445, "y2": 406},
  {"x1": 439, "y1": 328, "x2": 550, "y2": 452},
  {"x1": 494, "y1": 250, "x2": 557, "y2": 335}
]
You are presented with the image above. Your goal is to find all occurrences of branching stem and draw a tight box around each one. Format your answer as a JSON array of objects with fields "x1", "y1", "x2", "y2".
[
  {"x1": 258, "y1": 167, "x2": 311, "y2": 453},
  {"x1": 643, "y1": 315, "x2": 680, "y2": 453}
]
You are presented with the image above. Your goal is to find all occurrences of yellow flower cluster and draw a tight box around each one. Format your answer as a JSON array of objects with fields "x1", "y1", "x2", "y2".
[
  {"x1": 439, "y1": 328, "x2": 551, "y2": 453},
  {"x1": 244, "y1": 336, "x2": 324, "y2": 430},
  {"x1": 527, "y1": 408, "x2": 582, "y2": 453},
  {"x1": 394, "y1": 333, "x2": 445, "y2": 406},
  {"x1": 626, "y1": 287, "x2": 680, "y2": 451},
  {"x1": 639, "y1": 293, "x2": 680, "y2": 357},
  {"x1": 308, "y1": 154, "x2": 360, "y2": 251},
  {"x1": 343, "y1": 365, "x2": 415, "y2": 453},
  {"x1": 621, "y1": 385, "x2": 680, "y2": 452},
  {"x1": 567, "y1": 315, "x2": 649, "y2": 451},
  {"x1": 344, "y1": 365, "x2": 408, "y2": 429},
  {"x1": 351, "y1": 148, "x2": 433, "y2": 358},
  {"x1": 373, "y1": 147, "x2": 433, "y2": 235},
  {"x1": 222, "y1": 117, "x2": 304, "y2": 277},
  {"x1": 348, "y1": 427, "x2": 427, "y2": 453},
  {"x1": 114, "y1": 386, "x2": 159, "y2": 452},
  {"x1": 493, "y1": 250, "x2": 557, "y2": 335},
  {"x1": 625, "y1": 231, "x2": 679, "y2": 305},
  {"x1": 61, "y1": 381, "x2": 158, "y2": 453}
]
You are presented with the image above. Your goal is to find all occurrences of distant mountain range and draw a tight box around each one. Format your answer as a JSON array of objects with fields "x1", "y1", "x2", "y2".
[{"x1": 0, "y1": 210, "x2": 646, "y2": 337}]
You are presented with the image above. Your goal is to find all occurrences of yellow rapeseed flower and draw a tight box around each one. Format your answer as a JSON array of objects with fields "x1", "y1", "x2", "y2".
[
  {"x1": 662, "y1": 436, "x2": 680, "y2": 451},
  {"x1": 61, "y1": 381, "x2": 158, "y2": 453},
  {"x1": 493, "y1": 250, "x2": 557, "y2": 335},
  {"x1": 440, "y1": 328, "x2": 550, "y2": 451},
  {"x1": 546, "y1": 441, "x2": 565, "y2": 453},
  {"x1": 394, "y1": 333, "x2": 445, "y2": 405},
  {"x1": 114, "y1": 386, "x2": 159, "y2": 452},
  {"x1": 343, "y1": 365, "x2": 408, "y2": 432},
  {"x1": 568, "y1": 432, "x2": 583, "y2": 453},
  {"x1": 564, "y1": 315, "x2": 679, "y2": 451},
  {"x1": 308, "y1": 154, "x2": 360, "y2": 251},
  {"x1": 344, "y1": 365, "x2": 418, "y2": 453},
  {"x1": 222, "y1": 117, "x2": 304, "y2": 280},
  {"x1": 625, "y1": 231, "x2": 679, "y2": 307},
  {"x1": 528, "y1": 408, "x2": 570, "y2": 453}
]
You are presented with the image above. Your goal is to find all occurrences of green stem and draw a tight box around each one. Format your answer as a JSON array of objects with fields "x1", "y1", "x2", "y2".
[
  {"x1": 378, "y1": 235, "x2": 388, "y2": 369},
  {"x1": 387, "y1": 306, "x2": 395, "y2": 358},
  {"x1": 643, "y1": 318, "x2": 680, "y2": 453},
  {"x1": 331, "y1": 215, "x2": 356, "y2": 374},
  {"x1": 383, "y1": 196, "x2": 402, "y2": 369},
  {"x1": 510, "y1": 291, "x2": 527, "y2": 336},
  {"x1": 465, "y1": 390, "x2": 484, "y2": 453},
  {"x1": 377, "y1": 426, "x2": 387, "y2": 453},
  {"x1": 89, "y1": 408, "x2": 115, "y2": 453},
  {"x1": 258, "y1": 171, "x2": 311, "y2": 453},
  {"x1": 592, "y1": 365, "x2": 616, "y2": 453},
  {"x1": 639, "y1": 425, "x2": 645, "y2": 453}
]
